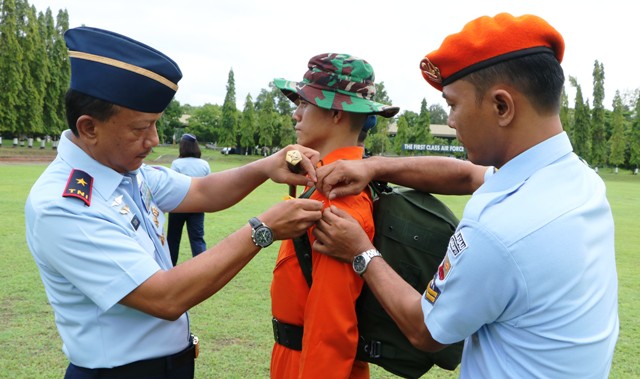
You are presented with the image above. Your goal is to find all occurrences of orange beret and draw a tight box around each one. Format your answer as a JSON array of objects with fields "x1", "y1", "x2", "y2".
[{"x1": 420, "y1": 13, "x2": 564, "y2": 91}]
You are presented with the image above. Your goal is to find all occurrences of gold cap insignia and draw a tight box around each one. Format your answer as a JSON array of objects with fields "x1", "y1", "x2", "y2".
[{"x1": 420, "y1": 58, "x2": 442, "y2": 83}]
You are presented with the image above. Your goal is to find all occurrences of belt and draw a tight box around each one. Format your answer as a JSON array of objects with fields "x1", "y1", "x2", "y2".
[
  {"x1": 272, "y1": 317, "x2": 303, "y2": 351},
  {"x1": 82, "y1": 338, "x2": 197, "y2": 378}
]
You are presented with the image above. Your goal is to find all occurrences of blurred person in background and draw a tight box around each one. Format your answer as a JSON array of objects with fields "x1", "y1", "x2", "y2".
[{"x1": 167, "y1": 133, "x2": 211, "y2": 265}]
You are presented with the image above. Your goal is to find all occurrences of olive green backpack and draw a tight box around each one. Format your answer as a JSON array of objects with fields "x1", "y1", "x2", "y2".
[{"x1": 293, "y1": 183, "x2": 464, "y2": 379}]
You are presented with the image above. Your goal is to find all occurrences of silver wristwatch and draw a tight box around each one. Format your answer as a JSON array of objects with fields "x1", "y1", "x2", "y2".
[
  {"x1": 248, "y1": 217, "x2": 274, "y2": 248},
  {"x1": 352, "y1": 249, "x2": 382, "y2": 275}
]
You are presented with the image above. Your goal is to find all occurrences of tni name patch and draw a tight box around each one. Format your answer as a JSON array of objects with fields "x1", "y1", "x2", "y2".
[{"x1": 62, "y1": 169, "x2": 93, "y2": 206}]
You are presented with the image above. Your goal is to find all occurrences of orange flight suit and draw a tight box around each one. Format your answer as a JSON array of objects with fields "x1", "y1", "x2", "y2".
[{"x1": 270, "y1": 147, "x2": 375, "y2": 378}]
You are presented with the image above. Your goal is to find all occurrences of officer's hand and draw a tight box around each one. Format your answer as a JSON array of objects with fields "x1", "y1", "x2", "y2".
[
  {"x1": 267, "y1": 145, "x2": 320, "y2": 187},
  {"x1": 316, "y1": 160, "x2": 374, "y2": 200},
  {"x1": 312, "y1": 205, "x2": 374, "y2": 262},
  {"x1": 258, "y1": 198, "x2": 323, "y2": 240}
]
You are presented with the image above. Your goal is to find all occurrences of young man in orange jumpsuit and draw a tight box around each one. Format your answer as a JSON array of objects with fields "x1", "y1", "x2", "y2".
[{"x1": 270, "y1": 53, "x2": 399, "y2": 378}]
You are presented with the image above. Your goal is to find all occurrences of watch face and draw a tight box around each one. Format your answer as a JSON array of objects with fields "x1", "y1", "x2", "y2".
[
  {"x1": 254, "y1": 227, "x2": 273, "y2": 247},
  {"x1": 353, "y1": 255, "x2": 366, "y2": 273}
]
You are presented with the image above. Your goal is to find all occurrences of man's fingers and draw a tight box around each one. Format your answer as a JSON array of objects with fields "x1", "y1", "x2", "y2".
[
  {"x1": 298, "y1": 198, "x2": 324, "y2": 212},
  {"x1": 311, "y1": 223, "x2": 328, "y2": 244},
  {"x1": 297, "y1": 146, "x2": 319, "y2": 182},
  {"x1": 315, "y1": 164, "x2": 335, "y2": 192},
  {"x1": 264, "y1": 198, "x2": 323, "y2": 240},
  {"x1": 319, "y1": 206, "x2": 338, "y2": 224},
  {"x1": 311, "y1": 218, "x2": 333, "y2": 255},
  {"x1": 327, "y1": 187, "x2": 353, "y2": 201},
  {"x1": 299, "y1": 157, "x2": 317, "y2": 183},
  {"x1": 316, "y1": 162, "x2": 367, "y2": 200},
  {"x1": 314, "y1": 211, "x2": 333, "y2": 231},
  {"x1": 279, "y1": 145, "x2": 319, "y2": 184},
  {"x1": 327, "y1": 204, "x2": 350, "y2": 218},
  {"x1": 295, "y1": 199, "x2": 324, "y2": 227}
]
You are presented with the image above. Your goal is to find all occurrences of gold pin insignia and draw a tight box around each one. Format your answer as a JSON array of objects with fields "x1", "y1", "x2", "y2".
[{"x1": 151, "y1": 207, "x2": 160, "y2": 226}]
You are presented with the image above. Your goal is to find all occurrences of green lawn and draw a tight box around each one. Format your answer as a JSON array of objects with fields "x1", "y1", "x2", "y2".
[{"x1": 0, "y1": 150, "x2": 638, "y2": 378}]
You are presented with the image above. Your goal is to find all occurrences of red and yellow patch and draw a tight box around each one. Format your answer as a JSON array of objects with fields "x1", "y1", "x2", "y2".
[
  {"x1": 62, "y1": 169, "x2": 93, "y2": 206},
  {"x1": 438, "y1": 255, "x2": 452, "y2": 280}
]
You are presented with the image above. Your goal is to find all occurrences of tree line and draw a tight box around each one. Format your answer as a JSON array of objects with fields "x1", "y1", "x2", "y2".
[
  {"x1": 0, "y1": 0, "x2": 69, "y2": 142},
  {"x1": 2, "y1": 0, "x2": 639, "y2": 171}
]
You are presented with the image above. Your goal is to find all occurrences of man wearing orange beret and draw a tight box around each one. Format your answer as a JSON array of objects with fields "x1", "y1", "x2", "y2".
[{"x1": 311, "y1": 13, "x2": 619, "y2": 378}]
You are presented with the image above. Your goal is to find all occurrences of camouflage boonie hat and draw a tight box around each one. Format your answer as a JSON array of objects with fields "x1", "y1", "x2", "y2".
[{"x1": 274, "y1": 53, "x2": 399, "y2": 118}]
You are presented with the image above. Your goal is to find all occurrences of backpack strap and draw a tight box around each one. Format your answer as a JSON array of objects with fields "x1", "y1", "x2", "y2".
[
  {"x1": 369, "y1": 180, "x2": 391, "y2": 198},
  {"x1": 292, "y1": 186, "x2": 316, "y2": 287}
]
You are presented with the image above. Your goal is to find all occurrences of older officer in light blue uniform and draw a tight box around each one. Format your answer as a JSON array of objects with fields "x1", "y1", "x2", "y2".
[
  {"x1": 25, "y1": 26, "x2": 324, "y2": 379},
  {"x1": 27, "y1": 129, "x2": 191, "y2": 365},
  {"x1": 25, "y1": 26, "x2": 193, "y2": 377}
]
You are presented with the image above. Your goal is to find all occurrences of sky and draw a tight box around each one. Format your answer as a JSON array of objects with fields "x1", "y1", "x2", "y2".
[{"x1": 29, "y1": 0, "x2": 638, "y2": 114}]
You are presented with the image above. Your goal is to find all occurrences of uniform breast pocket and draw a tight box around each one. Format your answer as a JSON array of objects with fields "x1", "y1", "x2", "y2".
[{"x1": 133, "y1": 224, "x2": 156, "y2": 257}]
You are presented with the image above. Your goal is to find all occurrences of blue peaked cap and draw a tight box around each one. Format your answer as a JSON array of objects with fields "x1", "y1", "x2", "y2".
[
  {"x1": 64, "y1": 26, "x2": 182, "y2": 113},
  {"x1": 181, "y1": 133, "x2": 197, "y2": 142}
]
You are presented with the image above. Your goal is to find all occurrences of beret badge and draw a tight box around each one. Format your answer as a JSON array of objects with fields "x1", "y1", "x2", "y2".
[{"x1": 420, "y1": 58, "x2": 442, "y2": 84}]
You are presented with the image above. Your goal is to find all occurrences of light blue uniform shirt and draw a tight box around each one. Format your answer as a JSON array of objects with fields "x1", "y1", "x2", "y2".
[
  {"x1": 25, "y1": 130, "x2": 192, "y2": 368},
  {"x1": 421, "y1": 132, "x2": 618, "y2": 378},
  {"x1": 171, "y1": 157, "x2": 210, "y2": 178}
]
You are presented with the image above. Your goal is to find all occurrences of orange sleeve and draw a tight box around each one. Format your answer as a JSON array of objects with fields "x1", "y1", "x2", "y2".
[{"x1": 297, "y1": 192, "x2": 374, "y2": 378}]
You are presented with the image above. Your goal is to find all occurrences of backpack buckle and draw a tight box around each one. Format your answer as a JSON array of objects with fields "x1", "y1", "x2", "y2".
[{"x1": 366, "y1": 340, "x2": 382, "y2": 359}]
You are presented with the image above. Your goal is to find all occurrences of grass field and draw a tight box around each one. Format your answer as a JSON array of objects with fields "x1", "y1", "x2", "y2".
[{"x1": 0, "y1": 147, "x2": 638, "y2": 378}]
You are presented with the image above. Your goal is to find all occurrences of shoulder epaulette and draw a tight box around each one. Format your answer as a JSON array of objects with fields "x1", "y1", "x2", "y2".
[{"x1": 62, "y1": 169, "x2": 93, "y2": 206}]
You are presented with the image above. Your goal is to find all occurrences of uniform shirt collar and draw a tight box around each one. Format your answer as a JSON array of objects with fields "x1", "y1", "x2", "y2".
[
  {"x1": 476, "y1": 132, "x2": 573, "y2": 194},
  {"x1": 318, "y1": 146, "x2": 365, "y2": 167}
]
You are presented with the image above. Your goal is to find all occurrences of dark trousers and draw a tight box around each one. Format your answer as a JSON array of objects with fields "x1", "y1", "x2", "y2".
[
  {"x1": 64, "y1": 345, "x2": 195, "y2": 379},
  {"x1": 65, "y1": 363, "x2": 194, "y2": 379},
  {"x1": 167, "y1": 212, "x2": 206, "y2": 266}
]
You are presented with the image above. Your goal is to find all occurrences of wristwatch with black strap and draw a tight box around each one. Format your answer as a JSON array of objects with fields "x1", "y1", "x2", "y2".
[
  {"x1": 353, "y1": 248, "x2": 382, "y2": 276},
  {"x1": 248, "y1": 217, "x2": 274, "y2": 248}
]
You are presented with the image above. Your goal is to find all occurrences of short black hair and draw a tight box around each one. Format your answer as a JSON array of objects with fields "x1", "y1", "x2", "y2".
[
  {"x1": 65, "y1": 89, "x2": 118, "y2": 136},
  {"x1": 463, "y1": 53, "x2": 565, "y2": 114}
]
